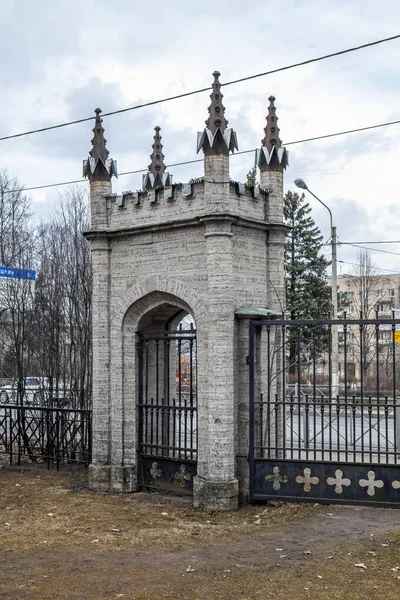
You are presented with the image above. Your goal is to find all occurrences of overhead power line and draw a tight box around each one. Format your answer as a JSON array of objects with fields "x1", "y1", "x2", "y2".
[
  {"x1": 338, "y1": 240, "x2": 400, "y2": 244},
  {"x1": 6, "y1": 113, "x2": 400, "y2": 195},
  {"x1": 338, "y1": 260, "x2": 400, "y2": 274},
  {"x1": 283, "y1": 118, "x2": 400, "y2": 146},
  {"x1": 342, "y1": 242, "x2": 400, "y2": 257},
  {"x1": 0, "y1": 34, "x2": 399, "y2": 143}
]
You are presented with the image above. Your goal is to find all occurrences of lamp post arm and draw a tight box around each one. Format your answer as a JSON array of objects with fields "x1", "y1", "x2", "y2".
[{"x1": 305, "y1": 188, "x2": 333, "y2": 231}]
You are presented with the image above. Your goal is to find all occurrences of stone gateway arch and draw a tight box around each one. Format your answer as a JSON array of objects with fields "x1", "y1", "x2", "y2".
[{"x1": 84, "y1": 72, "x2": 287, "y2": 510}]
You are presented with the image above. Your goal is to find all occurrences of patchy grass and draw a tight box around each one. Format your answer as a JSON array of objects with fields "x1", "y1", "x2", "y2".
[{"x1": 1, "y1": 465, "x2": 400, "y2": 599}]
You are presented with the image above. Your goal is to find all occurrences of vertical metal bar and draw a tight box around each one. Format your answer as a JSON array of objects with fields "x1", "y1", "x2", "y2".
[
  {"x1": 145, "y1": 340, "x2": 149, "y2": 403},
  {"x1": 155, "y1": 396, "x2": 160, "y2": 455},
  {"x1": 138, "y1": 337, "x2": 144, "y2": 456},
  {"x1": 260, "y1": 393, "x2": 264, "y2": 457},
  {"x1": 156, "y1": 340, "x2": 159, "y2": 406},
  {"x1": 184, "y1": 395, "x2": 188, "y2": 458},
  {"x1": 336, "y1": 400, "x2": 341, "y2": 461},
  {"x1": 189, "y1": 328, "x2": 194, "y2": 408},
  {"x1": 289, "y1": 394, "x2": 294, "y2": 460},
  {"x1": 167, "y1": 400, "x2": 171, "y2": 457},
  {"x1": 368, "y1": 396, "x2": 373, "y2": 463},
  {"x1": 266, "y1": 324, "x2": 271, "y2": 458},
  {"x1": 17, "y1": 407, "x2": 21, "y2": 466},
  {"x1": 249, "y1": 321, "x2": 255, "y2": 499},
  {"x1": 359, "y1": 321, "x2": 364, "y2": 402},
  {"x1": 385, "y1": 396, "x2": 389, "y2": 463},
  {"x1": 275, "y1": 393, "x2": 279, "y2": 459},
  {"x1": 178, "y1": 391, "x2": 182, "y2": 459},
  {"x1": 328, "y1": 321, "x2": 332, "y2": 402},
  {"x1": 392, "y1": 318, "x2": 398, "y2": 462},
  {"x1": 377, "y1": 392, "x2": 381, "y2": 462},
  {"x1": 297, "y1": 326, "x2": 301, "y2": 459},
  {"x1": 352, "y1": 396, "x2": 356, "y2": 462},
  {"x1": 305, "y1": 394, "x2": 309, "y2": 460},
  {"x1": 88, "y1": 410, "x2": 93, "y2": 465},
  {"x1": 166, "y1": 338, "x2": 170, "y2": 406},
  {"x1": 321, "y1": 397, "x2": 325, "y2": 461},
  {"x1": 281, "y1": 323, "x2": 286, "y2": 460},
  {"x1": 343, "y1": 320, "x2": 349, "y2": 462},
  {"x1": 361, "y1": 387, "x2": 365, "y2": 463},
  {"x1": 312, "y1": 327, "x2": 317, "y2": 460},
  {"x1": 150, "y1": 398, "x2": 154, "y2": 453},
  {"x1": 172, "y1": 398, "x2": 176, "y2": 459},
  {"x1": 328, "y1": 323, "x2": 332, "y2": 460},
  {"x1": 178, "y1": 337, "x2": 182, "y2": 409},
  {"x1": 56, "y1": 410, "x2": 60, "y2": 471},
  {"x1": 46, "y1": 410, "x2": 51, "y2": 469},
  {"x1": 376, "y1": 317, "x2": 380, "y2": 404}
]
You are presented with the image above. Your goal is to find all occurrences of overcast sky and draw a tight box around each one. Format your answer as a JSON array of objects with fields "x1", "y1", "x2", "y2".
[{"x1": 2, "y1": 0, "x2": 400, "y2": 276}]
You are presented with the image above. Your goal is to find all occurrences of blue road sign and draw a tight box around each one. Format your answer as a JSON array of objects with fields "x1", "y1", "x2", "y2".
[{"x1": 0, "y1": 266, "x2": 36, "y2": 281}]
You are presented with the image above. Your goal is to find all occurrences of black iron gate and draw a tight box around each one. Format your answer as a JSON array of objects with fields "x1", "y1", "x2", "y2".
[
  {"x1": 138, "y1": 325, "x2": 197, "y2": 494},
  {"x1": 249, "y1": 316, "x2": 400, "y2": 507}
]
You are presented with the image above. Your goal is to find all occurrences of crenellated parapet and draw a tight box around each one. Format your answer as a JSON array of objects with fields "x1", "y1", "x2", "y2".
[{"x1": 105, "y1": 179, "x2": 272, "y2": 231}]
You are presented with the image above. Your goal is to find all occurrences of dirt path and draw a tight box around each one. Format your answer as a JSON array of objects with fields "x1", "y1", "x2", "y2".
[{"x1": 1, "y1": 466, "x2": 400, "y2": 599}]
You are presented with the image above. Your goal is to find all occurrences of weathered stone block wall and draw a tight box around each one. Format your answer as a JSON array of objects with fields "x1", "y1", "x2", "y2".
[{"x1": 88, "y1": 168, "x2": 285, "y2": 509}]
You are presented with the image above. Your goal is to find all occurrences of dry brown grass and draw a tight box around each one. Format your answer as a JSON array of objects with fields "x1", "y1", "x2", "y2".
[{"x1": 1, "y1": 464, "x2": 400, "y2": 600}]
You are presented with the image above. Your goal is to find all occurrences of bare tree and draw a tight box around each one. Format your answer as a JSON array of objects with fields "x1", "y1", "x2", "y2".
[
  {"x1": 0, "y1": 170, "x2": 36, "y2": 401},
  {"x1": 342, "y1": 250, "x2": 387, "y2": 393},
  {"x1": 32, "y1": 187, "x2": 92, "y2": 408}
]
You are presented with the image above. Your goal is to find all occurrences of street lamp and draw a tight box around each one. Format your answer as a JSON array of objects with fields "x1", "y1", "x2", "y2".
[{"x1": 294, "y1": 178, "x2": 339, "y2": 400}]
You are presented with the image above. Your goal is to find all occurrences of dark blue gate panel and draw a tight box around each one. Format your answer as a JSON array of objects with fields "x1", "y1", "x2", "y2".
[
  {"x1": 141, "y1": 456, "x2": 196, "y2": 494},
  {"x1": 252, "y1": 458, "x2": 400, "y2": 507}
]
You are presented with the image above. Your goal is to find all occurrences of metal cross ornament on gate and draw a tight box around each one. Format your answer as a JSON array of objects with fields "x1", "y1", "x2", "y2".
[
  {"x1": 150, "y1": 462, "x2": 162, "y2": 480},
  {"x1": 359, "y1": 471, "x2": 384, "y2": 496},
  {"x1": 296, "y1": 468, "x2": 319, "y2": 492},
  {"x1": 327, "y1": 469, "x2": 352, "y2": 494},
  {"x1": 265, "y1": 466, "x2": 288, "y2": 491}
]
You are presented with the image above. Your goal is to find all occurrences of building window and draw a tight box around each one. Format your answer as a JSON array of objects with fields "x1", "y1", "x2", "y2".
[
  {"x1": 374, "y1": 289, "x2": 383, "y2": 297},
  {"x1": 389, "y1": 289, "x2": 395, "y2": 297},
  {"x1": 345, "y1": 291, "x2": 354, "y2": 300}
]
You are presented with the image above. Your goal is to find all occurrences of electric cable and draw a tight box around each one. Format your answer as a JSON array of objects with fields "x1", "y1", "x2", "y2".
[
  {"x1": 338, "y1": 259, "x2": 400, "y2": 274},
  {"x1": 341, "y1": 243, "x2": 400, "y2": 257},
  {"x1": 5, "y1": 114, "x2": 400, "y2": 195},
  {"x1": 0, "y1": 34, "x2": 399, "y2": 143}
]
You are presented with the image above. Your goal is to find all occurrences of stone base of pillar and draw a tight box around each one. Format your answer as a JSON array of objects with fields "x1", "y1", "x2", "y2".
[
  {"x1": 89, "y1": 464, "x2": 138, "y2": 493},
  {"x1": 193, "y1": 476, "x2": 239, "y2": 511}
]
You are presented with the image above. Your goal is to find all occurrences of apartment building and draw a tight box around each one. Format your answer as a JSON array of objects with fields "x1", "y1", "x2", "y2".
[{"x1": 327, "y1": 274, "x2": 400, "y2": 390}]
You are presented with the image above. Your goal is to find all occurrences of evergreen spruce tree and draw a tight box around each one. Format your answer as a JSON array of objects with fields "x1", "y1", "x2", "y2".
[
  {"x1": 284, "y1": 190, "x2": 331, "y2": 370},
  {"x1": 246, "y1": 166, "x2": 258, "y2": 187}
]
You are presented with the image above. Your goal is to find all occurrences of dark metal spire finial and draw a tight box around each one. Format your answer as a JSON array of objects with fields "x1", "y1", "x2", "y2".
[
  {"x1": 90, "y1": 108, "x2": 109, "y2": 163},
  {"x1": 257, "y1": 96, "x2": 288, "y2": 173},
  {"x1": 197, "y1": 70, "x2": 238, "y2": 155},
  {"x1": 143, "y1": 126, "x2": 172, "y2": 190},
  {"x1": 261, "y1": 96, "x2": 282, "y2": 151},
  {"x1": 83, "y1": 108, "x2": 117, "y2": 182},
  {"x1": 148, "y1": 126, "x2": 166, "y2": 178},
  {"x1": 205, "y1": 70, "x2": 228, "y2": 134}
]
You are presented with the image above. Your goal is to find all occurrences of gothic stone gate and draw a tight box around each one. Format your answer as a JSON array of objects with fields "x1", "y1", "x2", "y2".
[
  {"x1": 249, "y1": 317, "x2": 400, "y2": 507},
  {"x1": 138, "y1": 326, "x2": 197, "y2": 494}
]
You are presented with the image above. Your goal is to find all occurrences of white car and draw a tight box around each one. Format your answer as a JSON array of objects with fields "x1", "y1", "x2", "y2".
[{"x1": 0, "y1": 378, "x2": 65, "y2": 407}]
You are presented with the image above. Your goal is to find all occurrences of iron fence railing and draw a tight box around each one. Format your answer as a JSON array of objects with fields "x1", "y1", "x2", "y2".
[
  {"x1": 254, "y1": 393, "x2": 400, "y2": 464},
  {"x1": 0, "y1": 405, "x2": 92, "y2": 469}
]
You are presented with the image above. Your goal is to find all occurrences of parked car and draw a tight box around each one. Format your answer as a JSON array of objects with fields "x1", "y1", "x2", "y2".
[{"x1": 0, "y1": 377, "x2": 67, "y2": 407}]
